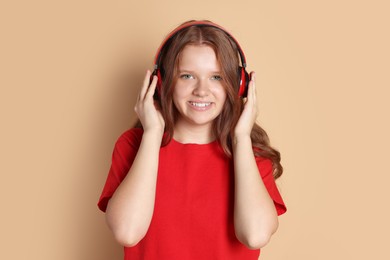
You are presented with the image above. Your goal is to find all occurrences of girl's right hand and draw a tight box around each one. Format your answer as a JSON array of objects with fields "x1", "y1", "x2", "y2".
[{"x1": 134, "y1": 70, "x2": 165, "y2": 137}]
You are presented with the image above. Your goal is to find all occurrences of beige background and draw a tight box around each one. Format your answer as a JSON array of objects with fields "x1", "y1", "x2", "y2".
[{"x1": 1, "y1": 0, "x2": 389, "y2": 259}]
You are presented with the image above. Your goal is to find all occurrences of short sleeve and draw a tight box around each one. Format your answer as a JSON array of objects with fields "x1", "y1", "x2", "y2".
[
  {"x1": 256, "y1": 157, "x2": 287, "y2": 216},
  {"x1": 97, "y1": 128, "x2": 143, "y2": 212}
]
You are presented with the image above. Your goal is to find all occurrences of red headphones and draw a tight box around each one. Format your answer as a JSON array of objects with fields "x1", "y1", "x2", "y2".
[{"x1": 152, "y1": 21, "x2": 249, "y2": 99}]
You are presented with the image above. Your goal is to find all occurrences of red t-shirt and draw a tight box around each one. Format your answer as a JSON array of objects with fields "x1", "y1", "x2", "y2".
[{"x1": 98, "y1": 128, "x2": 286, "y2": 259}]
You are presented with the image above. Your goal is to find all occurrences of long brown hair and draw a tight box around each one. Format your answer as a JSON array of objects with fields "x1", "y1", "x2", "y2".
[{"x1": 136, "y1": 20, "x2": 283, "y2": 179}]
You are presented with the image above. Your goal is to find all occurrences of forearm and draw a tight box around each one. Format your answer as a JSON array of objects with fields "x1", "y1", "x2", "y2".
[
  {"x1": 233, "y1": 135, "x2": 279, "y2": 249},
  {"x1": 106, "y1": 131, "x2": 162, "y2": 246}
]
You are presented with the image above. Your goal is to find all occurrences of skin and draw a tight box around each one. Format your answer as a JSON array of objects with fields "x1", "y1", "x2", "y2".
[
  {"x1": 172, "y1": 45, "x2": 227, "y2": 144},
  {"x1": 232, "y1": 71, "x2": 279, "y2": 249},
  {"x1": 105, "y1": 45, "x2": 279, "y2": 249}
]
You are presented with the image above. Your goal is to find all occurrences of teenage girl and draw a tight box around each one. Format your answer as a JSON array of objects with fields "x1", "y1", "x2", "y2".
[{"x1": 98, "y1": 20, "x2": 286, "y2": 259}]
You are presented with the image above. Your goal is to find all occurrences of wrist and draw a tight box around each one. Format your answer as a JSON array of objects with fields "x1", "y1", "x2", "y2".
[
  {"x1": 142, "y1": 129, "x2": 164, "y2": 141},
  {"x1": 233, "y1": 134, "x2": 252, "y2": 146}
]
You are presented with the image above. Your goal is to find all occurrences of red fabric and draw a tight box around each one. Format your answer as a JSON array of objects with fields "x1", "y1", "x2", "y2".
[{"x1": 98, "y1": 128, "x2": 287, "y2": 259}]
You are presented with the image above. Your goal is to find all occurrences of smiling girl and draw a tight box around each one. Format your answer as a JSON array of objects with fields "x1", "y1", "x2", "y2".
[{"x1": 98, "y1": 20, "x2": 286, "y2": 259}]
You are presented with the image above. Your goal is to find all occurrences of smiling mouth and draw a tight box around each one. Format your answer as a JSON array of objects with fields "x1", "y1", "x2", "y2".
[{"x1": 188, "y1": 101, "x2": 212, "y2": 108}]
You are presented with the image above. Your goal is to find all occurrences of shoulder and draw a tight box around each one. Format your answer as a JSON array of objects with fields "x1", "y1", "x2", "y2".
[
  {"x1": 108, "y1": 128, "x2": 145, "y2": 165},
  {"x1": 254, "y1": 154, "x2": 274, "y2": 178},
  {"x1": 116, "y1": 128, "x2": 144, "y2": 143},
  {"x1": 113, "y1": 128, "x2": 144, "y2": 151},
  {"x1": 254, "y1": 155, "x2": 271, "y2": 164}
]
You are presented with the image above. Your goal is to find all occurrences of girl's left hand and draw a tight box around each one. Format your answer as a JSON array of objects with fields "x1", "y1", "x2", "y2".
[{"x1": 234, "y1": 71, "x2": 257, "y2": 138}]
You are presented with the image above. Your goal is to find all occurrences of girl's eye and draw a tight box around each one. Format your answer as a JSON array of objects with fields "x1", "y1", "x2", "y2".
[
  {"x1": 180, "y1": 74, "x2": 193, "y2": 79},
  {"x1": 211, "y1": 75, "x2": 222, "y2": 81}
]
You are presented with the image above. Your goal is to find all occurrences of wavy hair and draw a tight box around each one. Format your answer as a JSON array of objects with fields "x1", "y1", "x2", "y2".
[{"x1": 136, "y1": 20, "x2": 283, "y2": 179}]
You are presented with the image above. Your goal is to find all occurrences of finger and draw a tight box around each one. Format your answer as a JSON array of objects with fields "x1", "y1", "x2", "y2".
[
  {"x1": 251, "y1": 72, "x2": 256, "y2": 103},
  {"x1": 246, "y1": 73, "x2": 255, "y2": 105},
  {"x1": 251, "y1": 72, "x2": 259, "y2": 119},
  {"x1": 145, "y1": 74, "x2": 158, "y2": 99},
  {"x1": 139, "y1": 70, "x2": 152, "y2": 100}
]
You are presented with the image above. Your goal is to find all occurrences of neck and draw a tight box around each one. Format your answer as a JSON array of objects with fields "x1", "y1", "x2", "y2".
[{"x1": 173, "y1": 121, "x2": 214, "y2": 144}]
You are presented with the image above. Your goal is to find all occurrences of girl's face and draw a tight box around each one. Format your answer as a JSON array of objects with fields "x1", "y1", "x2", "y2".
[{"x1": 172, "y1": 45, "x2": 227, "y2": 130}]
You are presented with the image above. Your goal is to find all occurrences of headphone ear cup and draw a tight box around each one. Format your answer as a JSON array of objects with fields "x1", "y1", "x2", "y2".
[{"x1": 238, "y1": 67, "x2": 249, "y2": 98}]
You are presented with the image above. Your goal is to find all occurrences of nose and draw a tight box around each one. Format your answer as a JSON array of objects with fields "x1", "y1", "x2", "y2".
[{"x1": 193, "y1": 79, "x2": 210, "y2": 97}]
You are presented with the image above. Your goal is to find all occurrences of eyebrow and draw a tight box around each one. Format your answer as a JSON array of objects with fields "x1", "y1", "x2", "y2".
[{"x1": 178, "y1": 70, "x2": 222, "y2": 74}]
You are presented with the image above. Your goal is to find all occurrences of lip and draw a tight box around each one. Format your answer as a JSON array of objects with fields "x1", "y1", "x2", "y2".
[{"x1": 188, "y1": 101, "x2": 213, "y2": 111}]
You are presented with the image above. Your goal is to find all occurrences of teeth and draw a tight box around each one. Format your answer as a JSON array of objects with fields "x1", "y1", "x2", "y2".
[{"x1": 190, "y1": 102, "x2": 211, "y2": 107}]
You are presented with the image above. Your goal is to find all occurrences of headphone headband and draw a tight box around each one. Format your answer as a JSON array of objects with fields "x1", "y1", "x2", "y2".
[{"x1": 153, "y1": 21, "x2": 247, "y2": 70}]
